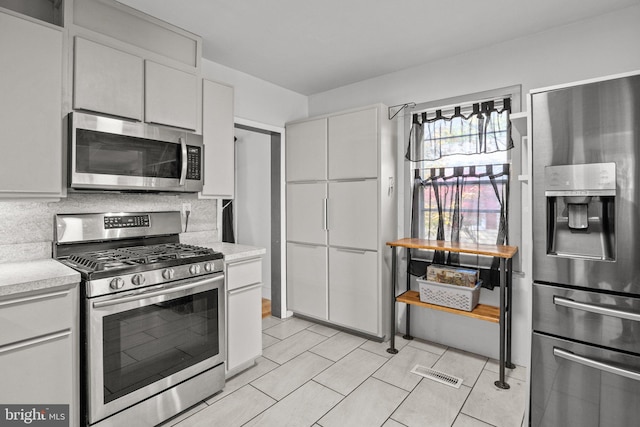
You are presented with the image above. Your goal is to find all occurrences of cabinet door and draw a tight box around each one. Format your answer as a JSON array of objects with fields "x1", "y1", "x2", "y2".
[
  {"x1": 286, "y1": 118, "x2": 327, "y2": 182},
  {"x1": 201, "y1": 79, "x2": 234, "y2": 198},
  {"x1": 287, "y1": 182, "x2": 327, "y2": 245},
  {"x1": 328, "y1": 108, "x2": 378, "y2": 179},
  {"x1": 328, "y1": 180, "x2": 378, "y2": 250},
  {"x1": 74, "y1": 37, "x2": 144, "y2": 121},
  {"x1": 227, "y1": 283, "x2": 262, "y2": 374},
  {"x1": 145, "y1": 61, "x2": 199, "y2": 131},
  {"x1": 286, "y1": 243, "x2": 327, "y2": 320},
  {"x1": 0, "y1": 12, "x2": 62, "y2": 197},
  {"x1": 329, "y1": 248, "x2": 378, "y2": 335}
]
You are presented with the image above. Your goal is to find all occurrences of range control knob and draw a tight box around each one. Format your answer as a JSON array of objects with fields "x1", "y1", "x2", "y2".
[
  {"x1": 204, "y1": 262, "x2": 213, "y2": 272},
  {"x1": 189, "y1": 264, "x2": 201, "y2": 275},
  {"x1": 131, "y1": 274, "x2": 146, "y2": 286},
  {"x1": 109, "y1": 277, "x2": 125, "y2": 290},
  {"x1": 162, "y1": 268, "x2": 175, "y2": 280}
]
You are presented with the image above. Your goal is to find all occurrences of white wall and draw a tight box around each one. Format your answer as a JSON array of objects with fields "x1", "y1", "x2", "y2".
[
  {"x1": 201, "y1": 59, "x2": 308, "y2": 128},
  {"x1": 235, "y1": 128, "x2": 272, "y2": 300},
  {"x1": 306, "y1": 4, "x2": 640, "y2": 366}
]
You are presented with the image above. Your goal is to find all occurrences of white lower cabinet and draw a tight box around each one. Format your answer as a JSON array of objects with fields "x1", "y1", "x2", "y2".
[
  {"x1": 286, "y1": 243, "x2": 328, "y2": 320},
  {"x1": 0, "y1": 284, "x2": 78, "y2": 426},
  {"x1": 225, "y1": 257, "x2": 263, "y2": 377},
  {"x1": 329, "y1": 248, "x2": 378, "y2": 334}
]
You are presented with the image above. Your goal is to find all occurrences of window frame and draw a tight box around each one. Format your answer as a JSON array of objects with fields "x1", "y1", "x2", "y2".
[{"x1": 403, "y1": 85, "x2": 523, "y2": 272}]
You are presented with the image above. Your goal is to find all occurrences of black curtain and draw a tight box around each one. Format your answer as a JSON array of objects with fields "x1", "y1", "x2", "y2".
[
  {"x1": 408, "y1": 164, "x2": 510, "y2": 290},
  {"x1": 222, "y1": 199, "x2": 235, "y2": 243},
  {"x1": 406, "y1": 98, "x2": 513, "y2": 162}
]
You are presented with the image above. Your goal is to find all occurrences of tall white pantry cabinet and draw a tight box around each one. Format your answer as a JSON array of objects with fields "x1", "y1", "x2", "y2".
[{"x1": 285, "y1": 104, "x2": 396, "y2": 339}]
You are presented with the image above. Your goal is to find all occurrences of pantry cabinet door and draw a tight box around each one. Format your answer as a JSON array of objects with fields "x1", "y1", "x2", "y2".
[
  {"x1": 286, "y1": 182, "x2": 327, "y2": 245},
  {"x1": 329, "y1": 247, "x2": 378, "y2": 335},
  {"x1": 74, "y1": 37, "x2": 144, "y2": 121},
  {"x1": 145, "y1": 60, "x2": 198, "y2": 131},
  {"x1": 328, "y1": 180, "x2": 378, "y2": 250},
  {"x1": 286, "y1": 243, "x2": 328, "y2": 320},
  {"x1": 328, "y1": 108, "x2": 378, "y2": 180},
  {"x1": 286, "y1": 118, "x2": 327, "y2": 182}
]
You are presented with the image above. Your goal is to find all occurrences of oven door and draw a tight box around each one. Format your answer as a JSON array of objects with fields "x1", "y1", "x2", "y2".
[{"x1": 86, "y1": 273, "x2": 224, "y2": 425}]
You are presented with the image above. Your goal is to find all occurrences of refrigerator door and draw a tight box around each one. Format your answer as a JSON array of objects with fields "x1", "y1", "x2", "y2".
[
  {"x1": 531, "y1": 74, "x2": 640, "y2": 294},
  {"x1": 533, "y1": 283, "x2": 640, "y2": 355},
  {"x1": 531, "y1": 333, "x2": 640, "y2": 427}
]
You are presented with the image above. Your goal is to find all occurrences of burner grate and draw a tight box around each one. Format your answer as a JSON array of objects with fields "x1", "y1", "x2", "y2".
[{"x1": 66, "y1": 243, "x2": 218, "y2": 272}]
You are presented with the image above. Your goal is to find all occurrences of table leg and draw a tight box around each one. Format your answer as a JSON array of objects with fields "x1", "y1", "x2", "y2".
[
  {"x1": 404, "y1": 248, "x2": 414, "y2": 341},
  {"x1": 506, "y1": 258, "x2": 515, "y2": 369},
  {"x1": 494, "y1": 257, "x2": 510, "y2": 389},
  {"x1": 387, "y1": 246, "x2": 398, "y2": 354}
]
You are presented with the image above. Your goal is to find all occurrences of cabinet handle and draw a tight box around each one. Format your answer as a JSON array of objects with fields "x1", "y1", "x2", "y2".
[
  {"x1": 227, "y1": 257, "x2": 261, "y2": 268},
  {"x1": 553, "y1": 296, "x2": 640, "y2": 322},
  {"x1": 179, "y1": 137, "x2": 188, "y2": 186},
  {"x1": 0, "y1": 329, "x2": 71, "y2": 354},
  {"x1": 553, "y1": 347, "x2": 640, "y2": 381},
  {"x1": 336, "y1": 248, "x2": 368, "y2": 254},
  {"x1": 0, "y1": 289, "x2": 69, "y2": 308},
  {"x1": 228, "y1": 283, "x2": 262, "y2": 296},
  {"x1": 323, "y1": 198, "x2": 328, "y2": 231}
]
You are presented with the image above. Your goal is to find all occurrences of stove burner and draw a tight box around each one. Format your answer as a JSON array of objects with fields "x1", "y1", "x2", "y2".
[{"x1": 67, "y1": 243, "x2": 218, "y2": 272}]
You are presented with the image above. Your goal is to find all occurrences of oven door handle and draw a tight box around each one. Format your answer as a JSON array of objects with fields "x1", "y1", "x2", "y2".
[
  {"x1": 553, "y1": 347, "x2": 640, "y2": 381},
  {"x1": 179, "y1": 137, "x2": 188, "y2": 187},
  {"x1": 93, "y1": 274, "x2": 223, "y2": 308},
  {"x1": 553, "y1": 296, "x2": 640, "y2": 322}
]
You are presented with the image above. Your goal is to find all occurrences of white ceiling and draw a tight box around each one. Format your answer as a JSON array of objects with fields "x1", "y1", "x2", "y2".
[{"x1": 118, "y1": 0, "x2": 639, "y2": 95}]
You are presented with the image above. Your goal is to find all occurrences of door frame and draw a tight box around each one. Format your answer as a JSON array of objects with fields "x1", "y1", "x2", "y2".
[{"x1": 233, "y1": 117, "x2": 288, "y2": 319}]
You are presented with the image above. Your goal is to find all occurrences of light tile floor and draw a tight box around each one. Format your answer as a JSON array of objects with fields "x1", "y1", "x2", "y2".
[{"x1": 162, "y1": 316, "x2": 527, "y2": 427}]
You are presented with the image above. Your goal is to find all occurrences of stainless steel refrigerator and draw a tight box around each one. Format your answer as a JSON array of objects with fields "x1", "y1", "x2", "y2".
[{"x1": 531, "y1": 73, "x2": 640, "y2": 427}]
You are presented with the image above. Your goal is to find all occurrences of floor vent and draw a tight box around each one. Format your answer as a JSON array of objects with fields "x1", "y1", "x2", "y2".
[{"x1": 410, "y1": 365, "x2": 463, "y2": 388}]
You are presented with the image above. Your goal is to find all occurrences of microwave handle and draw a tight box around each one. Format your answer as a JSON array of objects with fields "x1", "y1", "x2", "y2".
[{"x1": 179, "y1": 137, "x2": 188, "y2": 186}]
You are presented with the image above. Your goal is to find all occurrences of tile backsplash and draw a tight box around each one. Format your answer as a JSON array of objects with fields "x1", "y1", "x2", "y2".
[{"x1": 0, "y1": 192, "x2": 219, "y2": 263}]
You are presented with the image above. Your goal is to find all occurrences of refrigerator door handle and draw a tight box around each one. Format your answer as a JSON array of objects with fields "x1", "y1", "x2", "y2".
[
  {"x1": 553, "y1": 296, "x2": 640, "y2": 322},
  {"x1": 553, "y1": 347, "x2": 640, "y2": 381}
]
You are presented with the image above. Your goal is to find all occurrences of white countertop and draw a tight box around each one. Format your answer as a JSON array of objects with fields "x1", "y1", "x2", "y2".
[
  {"x1": 0, "y1": 242, "x2": 263, "y2": 298},
  {"x1": 206, "y1": 242, "x2": 266, "y2": 262},
  {"x1": 0, "y1": 259, "x2": 81, "y2": 298}
]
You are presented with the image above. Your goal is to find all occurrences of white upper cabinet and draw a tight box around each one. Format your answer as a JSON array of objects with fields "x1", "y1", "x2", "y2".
[
  {"x1": 73, "y1": 37, "x2": 143, "y2": 121},
  {"x1": 328, "y1": 108, "x2": 378, "y2": 180},
  {"x1": 145, "y1": 61, "x2": 198, "y2": 131},
  {"x1": 70, "y1": 0, "x2": 203, "y2": 131},
  {"x1": 286, "y1": 118, "x2": 327, "y2": 182},
  {"x1": 0, "y1": 11, "x2": 63, "y2": 198},
  {"x1": 201, "y1": 79, "x2": 234, "y2": 198}
]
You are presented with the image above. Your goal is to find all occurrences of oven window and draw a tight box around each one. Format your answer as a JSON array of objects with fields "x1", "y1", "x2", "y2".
[
  {"x1": 76, "y1": 129, "x2": 181, "y2": 179},
  {"x1": 102, "y1": 289, "x2": 219, "y2": 403}
]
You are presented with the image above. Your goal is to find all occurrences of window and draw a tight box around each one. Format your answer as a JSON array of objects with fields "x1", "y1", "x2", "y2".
[{"x1": 405, "y1": 91, "x2": 520, "y2": 287}]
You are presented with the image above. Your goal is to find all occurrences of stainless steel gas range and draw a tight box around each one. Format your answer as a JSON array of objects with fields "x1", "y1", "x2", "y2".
[{"x1": 53, "y1": 211, "x2": 225, "y2": 427}]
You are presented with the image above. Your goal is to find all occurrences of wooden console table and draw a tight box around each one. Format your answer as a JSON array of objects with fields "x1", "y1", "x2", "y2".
[{"x1": 386, "y1": 238, "x2": 518, "y2": 389}]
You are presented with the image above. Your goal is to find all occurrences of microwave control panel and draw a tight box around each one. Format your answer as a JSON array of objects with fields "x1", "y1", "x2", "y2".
[{"x1": 186, "y1": 146, "x2": 201, "y2": 180}]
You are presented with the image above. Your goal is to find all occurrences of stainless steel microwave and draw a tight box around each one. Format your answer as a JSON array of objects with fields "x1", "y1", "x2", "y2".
[{"x1": 69, "y1": 112, "x2": 203, "y2": 193}]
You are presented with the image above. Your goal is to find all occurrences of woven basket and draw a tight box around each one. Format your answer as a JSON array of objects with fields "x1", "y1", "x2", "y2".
[{"x1": 417, "y1": 278, "x2": 481, "y2": 312}]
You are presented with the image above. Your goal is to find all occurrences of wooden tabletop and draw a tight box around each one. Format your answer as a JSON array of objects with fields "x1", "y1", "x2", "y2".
[{"x1": 386, "y1": 238, "x2": 518, "y2": 259}]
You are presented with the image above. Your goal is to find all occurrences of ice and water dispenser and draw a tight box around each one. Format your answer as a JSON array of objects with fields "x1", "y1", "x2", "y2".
[{"x1": 545, "y1": 163, "x2": 616, "y2": 260}]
